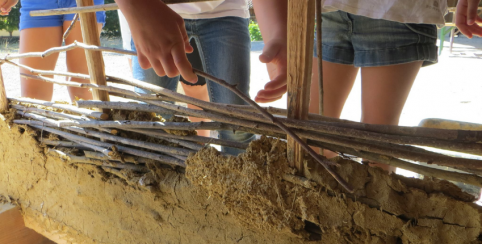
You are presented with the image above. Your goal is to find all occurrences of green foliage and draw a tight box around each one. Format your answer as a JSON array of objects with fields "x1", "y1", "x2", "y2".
[
  {"x1": 0, "y1": 2, "x2": 20, "y2": 37},
  {"x1": 249, "y1": 21, "x2": 262, "y2": 41},
  {"x1": 101, "y1": 0, "x2": 120, "y2": 38}
]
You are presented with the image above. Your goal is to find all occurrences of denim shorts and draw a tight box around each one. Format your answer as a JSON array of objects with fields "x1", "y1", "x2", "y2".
[
  {"x1": 20, "y1": 0, "x2": 106, "y2": 31},
  {"x1": 319, "y1": 11, "x2": 438, "y2": 67}
]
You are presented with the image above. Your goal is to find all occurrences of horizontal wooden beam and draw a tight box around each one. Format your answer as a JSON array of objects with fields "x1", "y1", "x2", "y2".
[{"x1": 30, "y1": 1, "x2": 217, "y2": 17}]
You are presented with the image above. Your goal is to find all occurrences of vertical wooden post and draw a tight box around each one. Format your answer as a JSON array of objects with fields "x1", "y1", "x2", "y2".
[
  {"x1": 75, "y1": 0, "x2": 110, "y2": 111},
  {"x1": 316, "y1": 0, "x2": 323, "y2": 116},
  {"x1": 287, "y1": 0, "x2": 316, "y2": 172},
  {"x1": 0, "y1": 65, "x2": 9, "y2": 114}
]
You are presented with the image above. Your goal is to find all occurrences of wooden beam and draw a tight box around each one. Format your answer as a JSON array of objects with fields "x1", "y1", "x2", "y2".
[
  {"x1": 0, "y1": 65, "x2": 8, "y2": 114},
  {"x1": 0, "y1": 206, "x2": 56, "y2": 244},
  {"x1": 316, "y1": 0, "x2": 323, "y2": 116},
  {"x1": 30, "y1": 1, "x2": 219, "y2": 17},
  {"x1": 75, "y1": 0, "x2": 110, "y2": 112},
  {"x1": 287, "y1": 0, "x2": 316, "y2": 172}
]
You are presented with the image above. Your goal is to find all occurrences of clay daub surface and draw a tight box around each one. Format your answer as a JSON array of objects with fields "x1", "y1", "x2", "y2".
[
  {"x1": 186, "y1": 136, "x2": 482, "y2": 244},
  {"x1": 1, "y1": 112, "x2": 482, "y2": 243}
]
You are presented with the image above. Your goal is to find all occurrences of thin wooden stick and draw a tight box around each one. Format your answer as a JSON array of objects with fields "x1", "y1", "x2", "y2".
[
  {"x1": 29, "y1": 1, "x2": 219, "y2": 17},
  {"x1": 75, "y1": 98, "x2": 482, "y2": 156},
  {"x1": 101, "y1": 77, "x2": 482, "y2": 155},
  {"x1": 31, "y1": 3, "x2": 119, "y2": 16},
  {"x1": 5, "y1": 42, "x2": 136, "y2": 61},
  {"x1": 0, "y1": 65, "x2": 8, "y2": 113},
  {"x1": 16, "y1": 112, "x2": 64, "y2": 127},
  {"x1": 13, "y1": 104, "x2": 117, "y2": 134},
  {"x1": 118, "y1": 128, "x2": 205, "y2": 151},
  {"x1": 7, "y1": 44, "x2": 482, "y2": 170},
  {"x1": 62, "y1": 126, "x2": 194, "y2": 157},
  {"x1": 87, "y1": 159, "x2": 149, "y2": 172},
  {"x1": 193, "y1": 70, "x2": 353, "y2": 192},
  {"x1": 24, "y1": 122, "x2": 185, "y2": 167},
  {"x1": 13, "y1": 104, "x2": 87, "y2": 121},
  {"x1": 63, "y1": 13, "x2": 79, "y2": 41},
  {"x1": 6, "y1": 74, "x2": 466, "y2": 154},
  {"x1": 48, "y1": 148, "x2": 107, "y2": 164},
  {"x1": 299, "y1": 131, "x2": 482, "y2": 171},
  {"x1": 312, "y1": 141, "x2": 482, "y2": 188},
  {"x1": 84, "y1": 151, "x2": 150, "y2": 164},
  {"x1": 8, "y1": 46, "x2": 482, "y2": 143},
  {"x1": 9, "y1": 97, "x2": 109, "y2": 120},
  {"x1": 48, "y1": 149, "x2": 148, "y2": 173},
  {"x1": 49, "y1": 121, "x2": 226, "y2": 132},
  {"x1": 7, "y1": 44, "x2": 482, "y2": 143},
  {"x1": 15, "y1": 111, "x2": 193, "y2": 158},
  {"x1": 87, "y1": 98, "x2": 482, "y2": 171},
  {"x1": 20, "y1": 113, "x2": 481, "y2": 172},
  {"x1": 124, "y1": 128, "x2": 249, "y2": 150},
  {"x1": 69, "y1": 138, "x2": 113, "y2": 157},
  {"x1": 41, "y1": 139, "x2": 90, "y2": 149},
  {"x1": 106, "y1": 75, "x2": 482, "y2": 143},
  {"x1": 3, "y1": 59, "x2": 92, "y2": 80}
]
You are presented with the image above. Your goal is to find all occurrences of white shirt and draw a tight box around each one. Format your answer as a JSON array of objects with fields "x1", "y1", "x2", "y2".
[
  {"x1": 323, "y1": 0, "x2": 448, "y2": 25},
  {"x1": 169, "y1": 0, "x2": 249, "y2": 20}
]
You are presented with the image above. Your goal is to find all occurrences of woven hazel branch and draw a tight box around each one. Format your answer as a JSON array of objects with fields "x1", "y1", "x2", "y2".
[
  {"x1": 9, "y1": 96, "x2": 109, "y2": 120},
  {"x1": 9, "y1": 55, "x2": 482, "y2": 144},
  {"x1": 19, "y1": 121, "x2": 186, "y2": 167},
  {"x1": 7, "y1": 42, "x2": 482, "y2": 191},
  {"x1": 15, "y1": 113, "x2": 194, "y2": 159},
  {"x1": 47, "y1": 148, "x2": 148, "y2": 172}
]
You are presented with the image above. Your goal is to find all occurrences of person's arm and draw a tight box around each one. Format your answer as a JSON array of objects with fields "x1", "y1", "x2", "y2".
[
  {"x1": 456, "y1": 0, "x2": 482, "y2": 38},
  {"x1": 0, "y1": 0, "x2": 18, "y2": 15},
  {"x1": 115, "y1": 0, "x2": 197, "y2": 82},
  {"x1": 252, "y1": 0, "x2": 288, "y2": 103}
]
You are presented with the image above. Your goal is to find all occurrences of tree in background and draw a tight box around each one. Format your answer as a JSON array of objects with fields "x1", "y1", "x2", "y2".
[
  {"x1": 0, "y1": 1, "x2": 20, "y2": 37},
  {"x1": 101, "y1": 0, "x2": 120, "y2": 38}
]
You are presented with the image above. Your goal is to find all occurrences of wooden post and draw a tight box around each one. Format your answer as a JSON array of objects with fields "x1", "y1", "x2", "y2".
[
  {"x1": 316, "y1": 0, "x2": 323, "y2": 116},
  {"x1": 287, "y1": 0, "x2": 316, "y2": 171},
  {"x1": 75, "y1": 0, "x2": 110, "y2": 111},
  {"x1": 0, "y1": 65, "x2": 8, "y2": 114}
]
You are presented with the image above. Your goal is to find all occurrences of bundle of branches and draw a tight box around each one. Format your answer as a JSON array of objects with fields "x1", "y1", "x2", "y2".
[{"x1": 2, "y1": 42, "x2": 482, "y2": 193}]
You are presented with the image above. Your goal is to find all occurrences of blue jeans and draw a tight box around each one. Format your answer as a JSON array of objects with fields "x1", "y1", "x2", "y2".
[{"x1": 132, "y1": 17, "x2": 254, "y2": 155}]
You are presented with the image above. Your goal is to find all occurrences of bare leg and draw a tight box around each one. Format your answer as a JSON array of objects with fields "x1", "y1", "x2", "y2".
[
  {"x1": 19, "y1": 27, "x2": 62, "y2": 101},
  {"x1": 63, "y1": 21, "x2": 103, "y2": 102},
  {"x1": 309, "y1": 59, "x2": 359, "y2": 157},
  {"x1": 360, "y1": 61, "x2": 423, "y2": 172},
  {"x1": 180, "y1": 83, "x2": 211, "y2": 137}
]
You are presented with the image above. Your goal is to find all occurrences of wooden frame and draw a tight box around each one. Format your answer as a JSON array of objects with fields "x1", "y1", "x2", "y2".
[{"x1": 286, "y1": 0, "x2": 316, "y2": 172}]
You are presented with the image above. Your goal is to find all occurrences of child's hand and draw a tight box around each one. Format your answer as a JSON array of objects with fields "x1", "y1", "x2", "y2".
[
  {"x1": 117, "y1": 0, "x2": 197, "y2": 83},
  {"x1": 456, "y1": 0, "x2": 482, "y2": 38},
  {"x1": 254, "y1": 38, "x2": 287, "y2": 103},
  {"x1": 0, "y1": 0, "x2": 18, "y2": 16}
]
